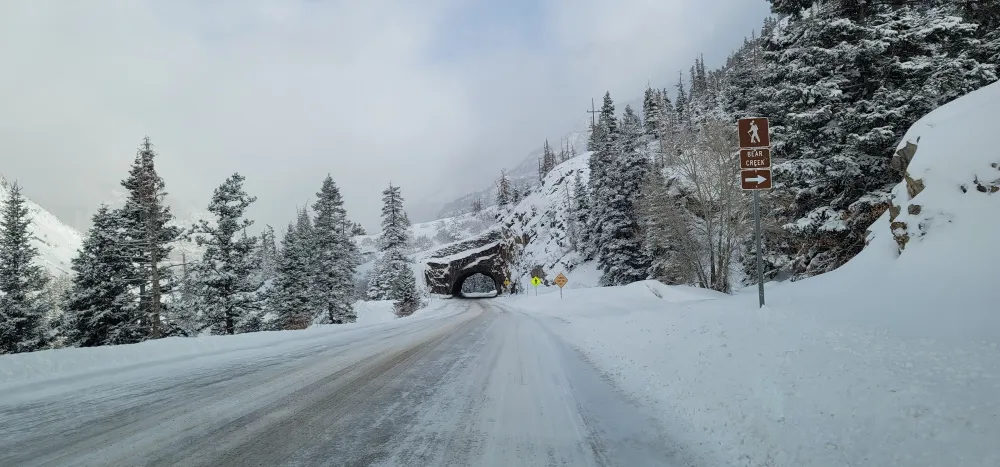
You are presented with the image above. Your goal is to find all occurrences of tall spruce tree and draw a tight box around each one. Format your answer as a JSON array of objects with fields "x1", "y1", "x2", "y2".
[
  {"x1": 311, "y1": 175, "x2": 358, "y2": 324},
  {"x1": 642, "y1": 86, "x2": 663, "y2": 139},
  {"x1": 597, "y1": 105, "x2": 650, "y2": 285},
  {"x1": 118, "y1": 137, "x2": 180, "y2": 339},
  {"x1": 572, "y1": 171, "x2": 592, "y2": 258},
  {"x1": 585, "y1": 91, "x2": 618, "y2": 263},
  {"x1": 64, "y1": 205, "x2": 142, "y2": 347},
  {"x1": 0, "y1": 182, "x2": 50, "y2": 354},
  {"x1": 368, "y1": 183, "x2": 416, "y2": 302},
  {"x1": 254, "y1": 225, "x2": 279, "y2": 284},
  {"x1": 271, "y1": 216, "x2": 314, "y2": 330},
  {"x1": 191, "y1": 173, "x2": 264, "y2": 335},
  {"x1": 540, "y1": 139, "x2": 557, "y2": 179},
  {"x1": 496, "y1": 170, "x2": 513, "y2": 208}
]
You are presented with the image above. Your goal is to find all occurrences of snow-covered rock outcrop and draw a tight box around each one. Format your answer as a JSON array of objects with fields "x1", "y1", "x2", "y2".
[{"x1": 885, "y1": 81, "x2": 1000, "y2": 254}]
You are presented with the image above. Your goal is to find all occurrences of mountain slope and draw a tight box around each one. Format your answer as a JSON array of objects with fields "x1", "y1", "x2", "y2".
[
  {"x1": 435, "y1": 94, "x2": 647, "y2": 219},
  {"x1": 0, "y1": 176, "x2": 83, "y2": 276}
]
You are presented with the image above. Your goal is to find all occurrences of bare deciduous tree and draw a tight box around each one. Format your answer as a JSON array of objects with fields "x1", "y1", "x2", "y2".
[{"x1": 668, "y1": 118, "x2": 752, "y2": 293}]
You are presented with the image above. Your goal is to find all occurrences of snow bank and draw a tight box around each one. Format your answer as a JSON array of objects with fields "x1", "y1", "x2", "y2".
[
  {"x1": 513, "y1": 82, "x2": 1000, "y2": 467},
  {"x1": 0, "y1": 299, "x2": 458, "y2": 392},
  {"x1": 353, "y1": 300, "x2": 398, "y2": 325}
]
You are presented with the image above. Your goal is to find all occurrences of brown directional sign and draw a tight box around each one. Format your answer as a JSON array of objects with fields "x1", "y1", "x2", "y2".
[
  {"x1": 554, "y1": 272, "x2": 568, "y2": 288},
  {"x1": 740, "y1": 148, "x2": 771, "y2": 169},
  {"x1": 740, "y1": 169, "x2": 772, "y2": 190},
  {"x1": 738, "y1": 117, "x2": 770, "y2": 148}
]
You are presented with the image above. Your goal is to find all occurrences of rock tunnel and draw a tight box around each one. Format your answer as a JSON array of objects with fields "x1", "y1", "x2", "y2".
[{"x1": 423, "y1": 228, "x2": 518, "y2": 298}]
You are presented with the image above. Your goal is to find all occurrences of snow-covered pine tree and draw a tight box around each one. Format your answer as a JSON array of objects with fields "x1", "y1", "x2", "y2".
[
  {"x1": 541, "y1": 139, "x2": 557, "y2": 177},
  {"x1": 348, "y1": 221, "x2": 367, "y2": 236},
  {"x1": 311, "y1": 175, "x2": 358, "y2": 324},
  {"x1": 387, "y1": 248, "x2": 420, "y2": 316},
  {"x1": 377, "y1": 183, "x2": 409, "y2": 251},
  {"x1": 254, "y1": 224, "x2": 279, "y2": 284},
  {"x1": 191, "y1": 173, "x2": 264, "y2": 335},
  {"x1": 0, "y1": 182, "x2": 50, "y2": 354},
  {"x1": 597, "y1": 105, "x2": 650, "y2": 285},
  {"x1": 572, "y1": 171, "x2": 591, "y2": 258},
  {"x1": 495, "y1": 170, "x2": 513, "y2": 208},
  {"x1": 471, "y1": 197, "x2": 483, "y2": 214},
  {"x1": 368, "y1": 183, "x2": 415, "y2": 301},
  {"x1": 117, "y1": 137, "x2": 180, "y2": 339},
  {"x1": 63, "y1": 205, "x2": 142, "y2": 347},
  {"x1": 642, "y1": 85, "x2": 663, "y2": 139},
  {"x1": 271, "y1": 219, "x2": 313, "y2": 330},
  {"x1": 585, "y1": 91, "x2": 618, "y2": 264},
  {"x1": 637, "y1": 170, "x2": 691, "y2": 284}
]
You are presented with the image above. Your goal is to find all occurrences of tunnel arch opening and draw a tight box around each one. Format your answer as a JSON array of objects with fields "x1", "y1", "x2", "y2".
[{"x1": 451, "y1": 269, "x2": 501, "y2": 298}]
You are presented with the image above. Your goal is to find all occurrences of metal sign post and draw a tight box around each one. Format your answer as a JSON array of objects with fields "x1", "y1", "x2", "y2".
[
  {"x1": 554, "y1": 272, "x2": 568, "y2": 299},
  {"x1": 737, "y1": 117, "x2": 773, "y2": 308}
]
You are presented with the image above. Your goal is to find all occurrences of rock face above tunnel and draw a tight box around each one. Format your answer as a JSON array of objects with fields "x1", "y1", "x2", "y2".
[{"x1": 423, "y1": 228, "x2": 516, "y2": 296}]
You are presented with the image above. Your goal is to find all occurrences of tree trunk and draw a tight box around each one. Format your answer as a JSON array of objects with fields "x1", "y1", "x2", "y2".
[{"x1": 149, "y1": 246, "x2": 162, "y2": 339}]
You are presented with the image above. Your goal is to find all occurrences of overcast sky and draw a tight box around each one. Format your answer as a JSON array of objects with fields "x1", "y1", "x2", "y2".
[{"x1": 0, "y1": 0, "x2": 771, "y2": 234}]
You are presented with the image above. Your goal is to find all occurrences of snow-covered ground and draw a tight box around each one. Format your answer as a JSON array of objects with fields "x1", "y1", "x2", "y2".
[
  {"x1": 509, "y1": 81, "x2": 1000, "y2": 466},
  {"x1": 0, "y1": 298, "x2": 413, "y2": 390}
]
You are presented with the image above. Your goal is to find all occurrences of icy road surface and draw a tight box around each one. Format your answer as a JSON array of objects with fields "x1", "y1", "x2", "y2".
[{"x1": 0, "y1": 300, "x2": 682, "y2": 467}]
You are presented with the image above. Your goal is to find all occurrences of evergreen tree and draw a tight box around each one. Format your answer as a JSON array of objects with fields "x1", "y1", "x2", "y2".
[
  {"x1": 540, "y1": 139, "x2": 557, "y2": 178},
  {"x1": 0, "y1": 182, "x2": 50, "y2": 354},
  {"x1": 643, "y1": 86, "x2": 663, "y2": 139},
  {"x1": 252, "y1": 224, "x2": 279, "y2": 289},
  {"x1": 271, "y1": 219, "x2": 313, "y2": 330},
  {"x1": 311, "y1": 175, "x2": 358, "y2": 324},
  {"x1": 377, "y1": 183, "x2": 409, "y2": 251},
  {"x1": 368, "y1": 183, "x2": 416, "y2": 302},
  {"x1": 64, "y1": 205, "x2": 142, "y2": 347},
  {"x1": 495, "y1": 170, "x2": 513, "y2": 207},
  {"x1": 117, "y1": 137, "x2": 180, "y2": 339},
  {"x1": 568, "y1": 171, "x2": 588, "y2": 253},
  {"x1": 348, "y1": 221, "x2": 367, "y2": 236},
  {"x1": 471, "y1": 198, "x2": 483, "y2": 214},
  {"x1": 191, "y1": 173, "x2": 264, "y2": 335},
  {"x1": 597, "y1": 105, "x2": 650, "y2": 285},
  {"x1": 387, "y1": 249, "x2": 420, "y2": 317},
  {"x1": 585, "y1": 91, "x2": 618, "y2": 263}
]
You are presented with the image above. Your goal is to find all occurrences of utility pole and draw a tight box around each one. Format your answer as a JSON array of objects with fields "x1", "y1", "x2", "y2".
[{"x1": 587, "y1": 98, "x2": 599, "y2": 127}]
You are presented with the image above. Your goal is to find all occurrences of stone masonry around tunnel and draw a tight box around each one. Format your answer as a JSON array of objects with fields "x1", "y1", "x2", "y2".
[{"x1": 423, "y1": 228, "x2": 517, "y2": 297}]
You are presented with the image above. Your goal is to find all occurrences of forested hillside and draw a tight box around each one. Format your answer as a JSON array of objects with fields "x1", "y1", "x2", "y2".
[{"x1": 489, "y1": 0, "x2": 999, "y2": 290}]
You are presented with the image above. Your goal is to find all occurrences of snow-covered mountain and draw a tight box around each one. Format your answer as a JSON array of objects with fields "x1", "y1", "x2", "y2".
[
  {"x1": 435, "y1": 95, "x2": 646, "y2": 219},
  {"x1": 0, "y1": 176, "x2": 83, "y2": 276},
  {"x1": 436, "y1": 119, "x2": 592, "y2": 219}
]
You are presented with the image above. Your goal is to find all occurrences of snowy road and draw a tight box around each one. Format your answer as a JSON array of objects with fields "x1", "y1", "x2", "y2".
[{"x1": 0, "y1": 300, "x2": 681, "y2": 467}]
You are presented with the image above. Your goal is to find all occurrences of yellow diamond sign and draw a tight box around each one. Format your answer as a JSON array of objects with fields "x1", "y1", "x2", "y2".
[{"x1": 530, "y1": 276, "x2": 542, "y2": 287}]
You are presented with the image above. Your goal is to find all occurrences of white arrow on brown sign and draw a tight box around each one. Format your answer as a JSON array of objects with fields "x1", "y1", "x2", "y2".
[{"x1": 740, "y1": 169, "x2": 772, "y2": 190}]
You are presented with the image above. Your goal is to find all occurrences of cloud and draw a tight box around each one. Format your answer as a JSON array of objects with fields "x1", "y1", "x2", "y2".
[{"x1": 0, "y1": 0, "x2": 770, "y2": 234}]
